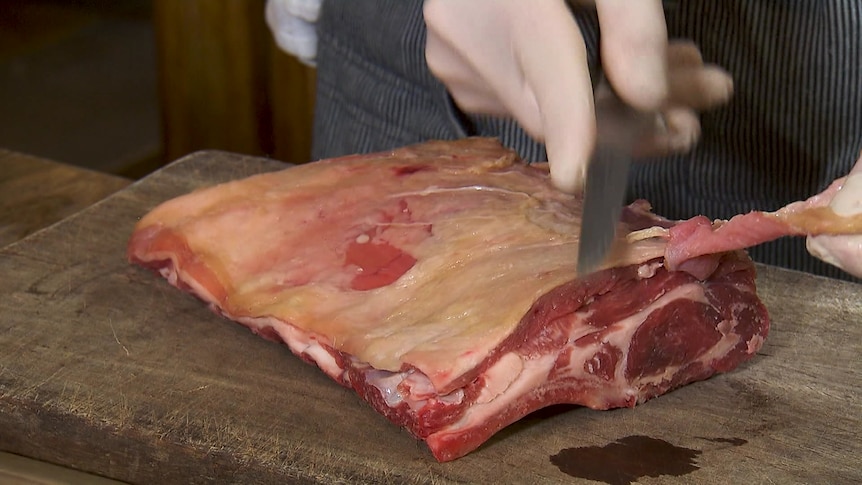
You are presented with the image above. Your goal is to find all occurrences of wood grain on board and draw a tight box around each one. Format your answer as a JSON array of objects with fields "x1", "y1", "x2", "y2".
[{"x1": 0, "y1": 149, "x2": 130, "y2": 248}]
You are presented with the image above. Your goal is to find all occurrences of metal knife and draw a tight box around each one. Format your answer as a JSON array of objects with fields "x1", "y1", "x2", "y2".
[{"x1": 577, "y1": 87, "x2": 653, "y2": 276}]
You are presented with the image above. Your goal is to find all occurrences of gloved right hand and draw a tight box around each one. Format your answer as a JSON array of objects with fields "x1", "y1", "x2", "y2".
[{"x1": 424, "y1": 0, "x2": 734, "y2": 193}]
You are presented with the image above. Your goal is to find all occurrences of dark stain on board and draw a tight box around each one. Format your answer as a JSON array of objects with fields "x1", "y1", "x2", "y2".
[
  {"x1": 551, "y1": 435, "x2": 749, "y2": 484},
  {"x1": 550, "y1": 435, "x2": 700, "y2": 485}
]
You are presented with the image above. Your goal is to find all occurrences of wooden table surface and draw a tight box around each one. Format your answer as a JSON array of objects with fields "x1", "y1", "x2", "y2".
[
  {"x1": 0, "y1": 150, "x2": 860, "y2": 484},
  {"x1": 0, "y1": 149, "x2": 130, "y2": 483},
  {"x1": 0, "y1": 149, "x2": 130, "y2": 248}
]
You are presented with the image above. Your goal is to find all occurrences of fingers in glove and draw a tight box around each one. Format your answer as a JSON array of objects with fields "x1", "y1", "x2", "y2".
[
  {"x1": 424, "y1": 0, "x2": 565, "y2": 133},
  {"x1": 667, "y1": 40, "x2": 704, "y2": 67},
  {"x1": 668, "y1": 66, "x2": 734, "y2": 111},
  {"x1": 665, "y1": 40, "x2": 733, "y2": 110},
  {"x1": 424, "y1": 3, "x2": 507, "y2": 115},
  {"x1": 425, "y1": 0, "x2": 607, "y2": 193},
  {"x1": 635, "y1": 108, "x2": 701, "y2": 157},
  {"x1": 513, "y1": 1, "x2": 596, "y2": 193},
  {"x1": 595, "y1": 0, "x2": 668, "y2": 110}
]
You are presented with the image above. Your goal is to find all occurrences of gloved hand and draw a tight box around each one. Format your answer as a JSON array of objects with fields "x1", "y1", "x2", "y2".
[
  {"x1": 265, "y1": 0, "x2": 322, "y2": 66},
  {"x1": 806, "y1": 157, "x2": 862, "y2": 278},
  {"x1": 424, "y1": 0, "x2": 734, "y2": 193}
]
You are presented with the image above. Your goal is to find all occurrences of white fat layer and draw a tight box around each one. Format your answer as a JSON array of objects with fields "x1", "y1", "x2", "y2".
[
  {"x1": 365, "y1": 368, "x2": 465, "y2": 412},
  {"x1": 435, "y1": 353, "x2": 558, "y2": 434},
  {"x1": 627, "y1": 226, "x2": 668, "y2": 242},
  {"x1": 637, "y1": 261, "x2": 663, "y2": 279},
  {"x1": 402, "y1": 369, "x2": 437, "y2": 398},
  {"x1": 475, "y1": 352, "x2": 524, "y2": 404},
  {"x1": 232, "y1": 315, "x2": 342, "y2": 379},
  {"x1": 159, "y1": 258, "x2": 219, "y2": 309},
  {"x1": 747, "y1": 334, "x2": 765, "y2": 354},
  {"x1": 390, "y1": 185, "x2": 533, "y2": 199},
  {"x1": 208, "y1": 306, "x2": 469, "y2": 413},
  {"x1": 365, "y1": 370, "x2": 406, "y2": 407}
]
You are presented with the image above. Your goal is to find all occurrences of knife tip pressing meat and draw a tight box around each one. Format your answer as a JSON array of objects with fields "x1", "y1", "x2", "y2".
[
  {"x1": 577, "y1": 91, "x2": 653, "y2": 275},
  {"x1": 577, "y1": 141, "x2": 631, "y2": 275}
]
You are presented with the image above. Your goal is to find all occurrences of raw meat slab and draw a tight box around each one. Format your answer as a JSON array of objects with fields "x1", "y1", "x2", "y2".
[{"x1": 128, "y1": 139, "x2": 772, "y2": 461}]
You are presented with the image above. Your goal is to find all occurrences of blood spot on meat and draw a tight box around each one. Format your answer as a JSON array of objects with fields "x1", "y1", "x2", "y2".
[
  {"x1": 397, "y1": 199, "x2": 412, "y2": 217},
  {"x1": 395, "y1": 165, "x2": 432, "y2": 176},
  {"x1": 345, "y1": 240, "x2": 417, "y2": 291}
]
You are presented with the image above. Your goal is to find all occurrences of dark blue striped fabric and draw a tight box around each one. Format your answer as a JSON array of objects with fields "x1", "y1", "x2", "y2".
[
  {"x1": 633, "y1": 1, "x2": 862, "y2": 280},
  {"x1": 312, "y1": 0, "x2": 862, "y2": 281}
]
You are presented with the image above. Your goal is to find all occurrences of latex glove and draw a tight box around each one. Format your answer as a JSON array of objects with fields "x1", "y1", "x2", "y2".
[
  {"x1": 265, "y1": 0, "x2": 322, "y2": 66},
  {"x1": 424, "y1": 0, "x2": 733, "y2": 193},
  {"x1": 806, "y1": 156, "x2": 862, "y2": 278}
]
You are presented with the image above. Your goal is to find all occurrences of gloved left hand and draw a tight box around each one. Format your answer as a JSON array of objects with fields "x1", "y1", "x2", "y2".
[{"x1": 807, "y1": 157, "x2": 862, "y2": 278}]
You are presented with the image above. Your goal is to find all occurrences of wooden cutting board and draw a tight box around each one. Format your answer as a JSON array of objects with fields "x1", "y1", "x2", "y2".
[{"x1": 0, "y1": 150, "x2": 859, "y2": 484}]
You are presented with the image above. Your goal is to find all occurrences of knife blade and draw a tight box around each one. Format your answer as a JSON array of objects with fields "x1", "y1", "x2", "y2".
[{"x1": 577, "y1": 88, "x2": 653, "y2": 276}]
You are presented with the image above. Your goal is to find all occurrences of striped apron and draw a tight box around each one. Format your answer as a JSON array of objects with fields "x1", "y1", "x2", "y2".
[{"x1": 312, "y1": 0, "x2": 862, "y2": 281}]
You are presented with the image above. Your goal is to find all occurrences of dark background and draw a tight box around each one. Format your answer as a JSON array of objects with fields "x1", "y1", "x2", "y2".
[{"x1": 0, "y1": 0, "x2": 315, "y2": 179}]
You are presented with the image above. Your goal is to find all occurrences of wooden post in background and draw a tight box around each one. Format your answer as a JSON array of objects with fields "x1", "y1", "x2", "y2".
[
  {"x1": 269, "y1": 36, "x2": 316, "y2": 165},
  {"x1": 152, "y1": 0, "x2": 315, "y2": 166}
]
